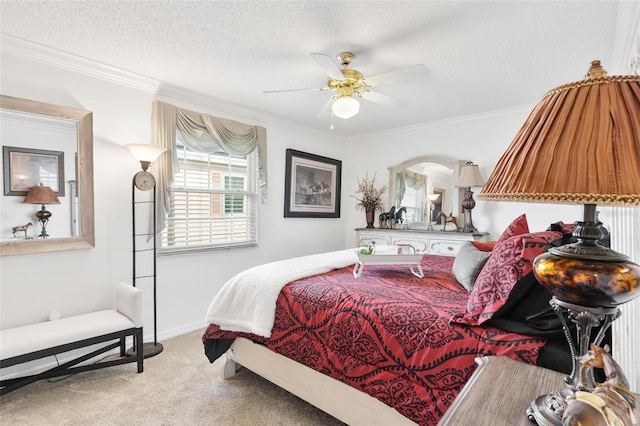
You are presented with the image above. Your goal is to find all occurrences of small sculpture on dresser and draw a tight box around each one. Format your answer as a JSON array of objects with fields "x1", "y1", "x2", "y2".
[
  {"x1": 11, "y1": 222, "x2": 33, "y2": 239},
  {"x1": 438, "y1": 212, "x2": 459, "y2": 231},
  {"x1": 562, "y1": 344, "x2": 638, "y2": 426},
  {"x1": 379, "y1": 206, "x2": 396, "y2": 229}
]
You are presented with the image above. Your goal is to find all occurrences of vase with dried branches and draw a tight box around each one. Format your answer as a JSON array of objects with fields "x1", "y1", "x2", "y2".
[{"x1": 352, "y1": 172, "x2": 388, "y2": 228}]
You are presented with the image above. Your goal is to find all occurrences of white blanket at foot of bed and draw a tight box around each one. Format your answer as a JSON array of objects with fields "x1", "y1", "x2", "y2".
[{"x1": 205, "y1": 249, "x2": 357, "y2": 338}]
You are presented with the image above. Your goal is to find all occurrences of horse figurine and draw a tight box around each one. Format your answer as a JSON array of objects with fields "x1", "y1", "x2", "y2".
[
  {"x1": 563, "y1": 344, "x2": 638, "y2": 426},
  {"x1": 379, "y1": 206, "x2": 396, "y2": 229},
  {"x1": 12, "y1": 222, "x2": 33, "y2": 238},
  {"x1": 439, "y1": 212, "x2": 459, "y2": 231},
  {"x1": 395, "y1": 206, "x2": 407, "y2": 225}
]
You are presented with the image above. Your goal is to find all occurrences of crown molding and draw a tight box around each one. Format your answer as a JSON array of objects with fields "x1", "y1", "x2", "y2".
[
  {"x1": 1, "y1": 34, "x2": 161, "y2": 93},
  {"x1": 1, "y1": 34, "x2": 341, "y2": 141},
  {"x1": 0, "y1": 33, "x2": 564, "y2": 143},
  {"x1": 346, "y1": 104, "x2": 534, "y2": 142}
]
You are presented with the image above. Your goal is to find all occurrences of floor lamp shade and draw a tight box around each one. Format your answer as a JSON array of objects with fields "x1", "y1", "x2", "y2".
[{"x1": 126, "y1": 143, "x2": 166, "y2": 171}]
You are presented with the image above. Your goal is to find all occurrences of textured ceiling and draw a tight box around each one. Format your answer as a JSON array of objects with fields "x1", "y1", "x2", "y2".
[{"x1": 0, "y1": 1, "x2": 626, "y2": 137}]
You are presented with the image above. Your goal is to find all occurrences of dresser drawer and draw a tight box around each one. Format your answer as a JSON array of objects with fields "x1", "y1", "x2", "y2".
[
  {"x1": 429, "y1": 239, "x2": 464, "y2": 256},
  {"x1": 357, "y1": 233, "x2": 392, "y2": 247},
  {"x1": 389, "y1": 237, "x2": 428, "y2": 253}
]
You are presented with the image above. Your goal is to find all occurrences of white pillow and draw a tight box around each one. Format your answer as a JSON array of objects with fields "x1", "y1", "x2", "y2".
[{"x1": 451, "y1": 242, "x2": 492, "y2": 292}]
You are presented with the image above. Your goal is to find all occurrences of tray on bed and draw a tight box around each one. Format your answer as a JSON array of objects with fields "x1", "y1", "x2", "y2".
[{"x1": 353, "y1": 244, "x2": 424, "y2": 278}]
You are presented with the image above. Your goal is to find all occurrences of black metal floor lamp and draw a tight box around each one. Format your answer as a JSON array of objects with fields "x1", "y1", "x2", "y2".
[{"x1": 126, "y1": 143, "x2": 166, "y2": 358}]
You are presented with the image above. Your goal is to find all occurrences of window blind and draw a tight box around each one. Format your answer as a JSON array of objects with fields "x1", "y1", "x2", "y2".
[{"x1": 161, "y1": 143, "x2": 258, "y2": 252}]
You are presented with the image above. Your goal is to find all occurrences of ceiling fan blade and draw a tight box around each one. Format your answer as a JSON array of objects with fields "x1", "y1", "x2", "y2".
[
  {"x1": 263, "y1": 87, "x2": 327, "y2": 94},
  {"x1": 360, "y1": 90, "x2": 408, "y2": 107},
  {"x1": 317, "y1": 98, "x2": 334, "y2": 118},
  {"x1": 310, "y1": 52, "x2": 344, "y2": 80},
  {"x1": 365, "y1": 64, "x2": 428, "y2": 87}
]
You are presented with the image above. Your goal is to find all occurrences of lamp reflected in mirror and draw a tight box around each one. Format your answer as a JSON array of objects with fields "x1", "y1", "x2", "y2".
[
  {"x1": 426, "y1": 193, "x2": 441, "y2": 231},
  {"x1": 23, "y1": 183, "x2": 60, "y2": 239}
]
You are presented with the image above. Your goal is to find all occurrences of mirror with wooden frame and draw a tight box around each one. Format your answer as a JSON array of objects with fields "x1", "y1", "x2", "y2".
[
  {"x1": 387, "y1": 155, "x2": 467, "y2": 229},
  {"x1": 0, "y1": 95, "x2": 94, "y2": 255}
]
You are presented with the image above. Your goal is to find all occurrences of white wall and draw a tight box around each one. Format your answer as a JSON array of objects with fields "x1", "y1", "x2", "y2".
[
  {"x1": 0, "y1": 52, "x2": 347, "y2": 339},
  {"x1": 341, "y1": 110, "x2": 582, "y2": 246}
]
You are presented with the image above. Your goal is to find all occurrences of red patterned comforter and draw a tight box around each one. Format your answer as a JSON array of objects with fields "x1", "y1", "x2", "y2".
[{"x1": 203, "y1": 255, "x2": 546, "y2": 425}]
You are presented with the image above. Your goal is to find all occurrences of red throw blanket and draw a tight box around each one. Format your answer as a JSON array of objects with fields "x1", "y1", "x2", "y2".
[{"x1": 203, "y1": 255, "x2": 546, "y2": 425}]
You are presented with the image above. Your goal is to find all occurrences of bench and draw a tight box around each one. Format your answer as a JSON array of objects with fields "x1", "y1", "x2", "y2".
[{"x1": 0, "y1": 282, "x2": 144, "y2": 395}]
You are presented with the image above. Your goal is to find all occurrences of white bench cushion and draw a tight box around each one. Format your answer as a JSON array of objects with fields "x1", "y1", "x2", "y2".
[{"x1": 0, "y1": 310, "x2": 136, "y2": 361}]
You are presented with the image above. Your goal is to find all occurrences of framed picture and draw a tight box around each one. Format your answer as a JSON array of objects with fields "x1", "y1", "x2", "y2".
[
  {"x1": 3, "y1": 146, "x2": 65, "y2": 196},
  {"x1": 284, "y1": 149, "x2": 341, "y2": 218}
]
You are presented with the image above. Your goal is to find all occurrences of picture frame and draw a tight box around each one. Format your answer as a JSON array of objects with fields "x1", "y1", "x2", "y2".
[
  {"x1": 3, "y1": 146, "x2": 65, "y2": 196},
  {"x1": 284, "y1": 149, "x2": 341, "y2": 218}
]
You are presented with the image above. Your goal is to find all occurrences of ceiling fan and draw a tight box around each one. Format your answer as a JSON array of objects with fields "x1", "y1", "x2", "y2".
[{"x1": 264, "y1": 52, "x2": 428, "y2": 120}]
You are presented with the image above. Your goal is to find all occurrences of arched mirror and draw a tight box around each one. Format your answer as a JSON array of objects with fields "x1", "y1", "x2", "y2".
[
  {"x1": 0, "y1": 95, "x2": 94, "y2": 256},
  {"x1": 388, "y1": 155, "x2": 467, "y2": 229}
]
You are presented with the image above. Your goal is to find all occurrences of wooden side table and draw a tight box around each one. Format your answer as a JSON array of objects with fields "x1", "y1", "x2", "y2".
[{"x1": 438, "y1": 356, "x2": 567, "y2": 425}]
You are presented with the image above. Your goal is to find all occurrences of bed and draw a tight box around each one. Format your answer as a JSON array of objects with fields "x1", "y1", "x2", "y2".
[{"x1": 202, "y1": 216, "x2": 577, "y2": 425}]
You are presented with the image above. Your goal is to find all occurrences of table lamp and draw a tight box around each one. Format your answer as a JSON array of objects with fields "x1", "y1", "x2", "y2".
[
  {"x1": 456, "y1": 162, "x2": 484, "y2": 233},
  {"x1": 23, "y1": 183, "x2": 61, "y2": 238},
  {"x1": 478, "y1": 61, "x2": 640, "y2": 425}
]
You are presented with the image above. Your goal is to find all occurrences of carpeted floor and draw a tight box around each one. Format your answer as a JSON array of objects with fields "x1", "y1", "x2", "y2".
[{"x1": 0, "y1": 330, "x2": 345, "y2": 425}]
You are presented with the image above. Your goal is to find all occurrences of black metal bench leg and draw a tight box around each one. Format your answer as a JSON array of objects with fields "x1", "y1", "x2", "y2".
[{"x1": 136, "y1": 328, "x2": 143, "y2": 373}]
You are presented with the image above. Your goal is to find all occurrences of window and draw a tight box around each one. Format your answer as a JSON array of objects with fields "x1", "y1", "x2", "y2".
[
  {"x1": 161, "y1": 140, "x2": 259, "y2": 252},
  {"x1": 224, "y1": 176, "x2": 245, "y2": 214},
  {"x1": 400, "y1": 186, "x2": 423, "y2": 222}
]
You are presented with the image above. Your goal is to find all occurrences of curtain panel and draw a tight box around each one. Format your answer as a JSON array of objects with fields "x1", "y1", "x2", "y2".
[
  {"x1": 396, "y1": 170, "x2": 427, "y2": 203},
  {"x1": 151, "y1": 101, "x2": 268, "y2": 236}
]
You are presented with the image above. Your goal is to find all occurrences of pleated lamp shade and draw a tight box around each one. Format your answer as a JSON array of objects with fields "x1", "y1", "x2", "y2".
[
  {"x1": 23, "y1": 183, "x2": 60, "y2": 205},
  {"x1": 479, "y1": 60, "x2": 640, "y2": 206}
]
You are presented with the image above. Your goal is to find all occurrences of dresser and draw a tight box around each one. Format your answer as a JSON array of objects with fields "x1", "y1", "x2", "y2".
[{"x1": 355, "y1": 228, "x2": 489, "y2": 256}]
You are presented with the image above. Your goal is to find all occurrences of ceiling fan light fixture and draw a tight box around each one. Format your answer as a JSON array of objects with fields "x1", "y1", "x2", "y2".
[{"x1": 332, "y1": 96, "x2": 360, "y2": 119}]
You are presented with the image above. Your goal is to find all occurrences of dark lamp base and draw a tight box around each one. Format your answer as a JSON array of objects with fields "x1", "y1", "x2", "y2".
[
  {"x1": 533, "y1": 252, "x2": 640, "y2": 308},
  {"x1": 527, "y1": 388, "x2": 574, "y2": 426},
  {"x1": 526, "y1": 298, "x2": 620, "y2": 425},
  {"x1": 126, "y1": 342, "x2": 164, "y2": 359}
]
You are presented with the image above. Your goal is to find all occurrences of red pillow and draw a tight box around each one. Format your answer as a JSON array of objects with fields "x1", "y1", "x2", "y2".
[
  {"x1": 471, "y1": 241, "x2": 496, "y2": 252},
  {"x1": 454, "y1": 230, "x2": 562, "y2": 325},
  {"x1": 497, "y1": 214, "x2": 530, "y2": 243}
]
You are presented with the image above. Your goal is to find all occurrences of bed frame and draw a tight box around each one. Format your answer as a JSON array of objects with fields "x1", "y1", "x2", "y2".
[{"x1": 223, "y1": 338, "x2": 416, "y2": 425}]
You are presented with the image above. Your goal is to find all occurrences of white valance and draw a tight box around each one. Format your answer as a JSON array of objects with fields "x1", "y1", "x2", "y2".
[
  {"x1": 396, "y1": 170, "x2": 426, "y2": 204},
  {"x1": 151, "y1": 101, "x2": 267, "y2": 236}
]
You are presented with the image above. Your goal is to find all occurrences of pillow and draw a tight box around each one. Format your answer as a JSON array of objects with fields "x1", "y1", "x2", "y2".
[
  {"x1": 470, "y1": 241, "x2": 496, "y2": 252},
  {"x1": 454, "y1": 230, "x2": 562, "y2": 325},
  {"x1": 497, "y1": 214, "x2": 530, "y2": 243},
  {"x1": 452, "y1": 242, "x2": 492, "y2": 292}
]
